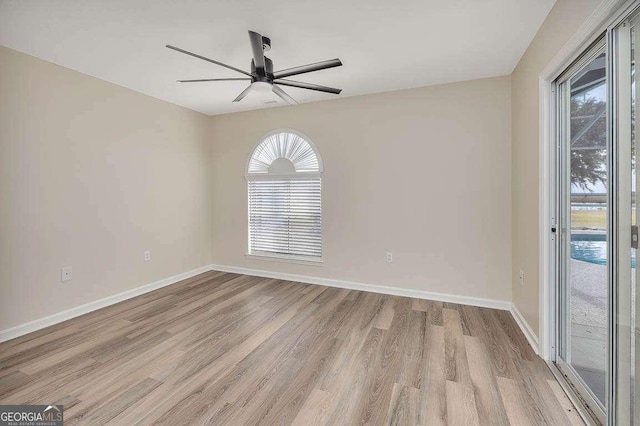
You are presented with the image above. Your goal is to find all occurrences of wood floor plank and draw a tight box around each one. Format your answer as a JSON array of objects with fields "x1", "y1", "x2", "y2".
[
  {"x1": 2, "y1": 358, "x2": 97, "y2": 404},
  {"x1": 397, "y1": 310, "x2": 427, "y2": 389},
  {"x1": 412, "y1": 298, "x2": 430, "y2": 312},
  {"x1": 497, "y1": 376, "x2": 537, "y2": 426},
  {"x1": 0, "y1": 371, "x2": 32, "y2": 398},
  {"x1": 420, "y1": 325, "x2": 448, "y2": 426},
  {"x1": 1, "y1": 318, "x2": 133, "y2": 374},
  {"x1": 518, "y1": 359, "x2": 579, "y2": 425},
  {"x1": 443, "y1": 308, "x2": 471, "y2": 384},
  {"x1": 291, "y1": 388, "x2": 331, "y2": 426},
  {"x1": 492, "y1": 309, "x2": 537, "y2": 362},
  {"x1": 254, "y1": 336, "x2": 341, "y2": 425},
  {"x1": 375, "y1": 296, "x2": 396, "y2": 330},
  {"x1": 219, "y1": 356, "x2": 305, "y2": 426},
  {"x1": 0, "y1": 272, "x2": 582, "y2": 426},
  {"x1": 445, "y1": 380, "x2": 480, "y2": 426},
  {"x1": 547, "y1": 379, "x2": 585, "y2": 426},
  {"x1": 249, "y1": 295, "x2": 352, "y2": 425},
  {"x1": 19, "y1": 319, "x2": 133, "y2": 376},
  {"x1": 66, "y1": 377, "x2": 162, "y2": 424},
  {"x1": 460, "y1": 305, "x2": 520, "y2": 380},
  {"x1": 354, "y1": 298, "x2": 412, "y2": 425},
  {"x1": 324, "y1": 327, "x2": 386, "y2": 425},
  {"x1": 427, "y1": 300, "x2": 444, "y2": 326},
  {"x1": 463, "y1": 335, "x2": 509, "y2": 425},
  {"x1": 385, "y1": 382, "x2": 420, "y2": 426}
]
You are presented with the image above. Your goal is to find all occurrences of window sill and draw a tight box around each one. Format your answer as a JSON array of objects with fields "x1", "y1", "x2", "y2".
[{"x1": 245, "y1": 253, "x2": 324, "y2": 266}]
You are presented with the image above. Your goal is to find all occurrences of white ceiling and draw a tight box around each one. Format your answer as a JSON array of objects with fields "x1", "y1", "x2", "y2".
[{"x1": 0, "y1": 0, "x2": 556, "y2": 116}]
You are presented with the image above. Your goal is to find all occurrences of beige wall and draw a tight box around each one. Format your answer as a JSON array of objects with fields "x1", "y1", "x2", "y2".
[
  {"x1": 1, "y1": 46, "x2": 512, "y2": 333},
  {"x1": 511, "y1": 0, "x2": 602, "y2": 335},
  {"x1": 210, "y1": 77, "x2": 513, "y2": 302},
  {"x1": 0, "y1": 46, "x2": 212, "y2": 330},
  {"x1": 7, "y1": 3, "x2": 600, "y2": 331}
]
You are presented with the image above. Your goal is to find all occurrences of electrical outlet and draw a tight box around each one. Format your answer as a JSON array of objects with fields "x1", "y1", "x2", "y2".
[
  {"x1": 61, "y1": 267, "x2": 72, "y2": 282},
  {"x1": 386, "y1": 252, "x2": 393, "y2": 263},
  {"x1": 519, "y1": 269, "x2": 525, "y2": 286},
  {"x1": 144, "y1": 250, "x2": 151, "y2": 262}
]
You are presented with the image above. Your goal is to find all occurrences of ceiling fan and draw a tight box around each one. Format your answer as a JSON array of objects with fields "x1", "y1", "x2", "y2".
[{"x1": 166, "y1": 31, "x2": 343, "y2": 104}]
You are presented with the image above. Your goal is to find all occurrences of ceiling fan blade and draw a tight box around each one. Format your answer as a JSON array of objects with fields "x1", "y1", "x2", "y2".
[
  {"x1": 273, "y1": 58, "x2": 342, "y2": 79},
  {"x1": 177, "y1": 78, "x2": 252, "y2": 83},
  {"x1": 248, "y1": 31, "x2": 266, "y2": 74},
  {"x1": 273, "y1": 79, "x2": 341, "y2": 94},
  {"x1": 166, "y1": 45, "x2": 252, "y2": 77},
  {"x1": 272, "y1": 85, "x2": 298, "y2": 105},
  {"x1": 233, "y1": 85, "x2": 254, "y2": 102}
]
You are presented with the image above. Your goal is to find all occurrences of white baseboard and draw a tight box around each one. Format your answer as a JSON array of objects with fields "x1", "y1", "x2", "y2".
[
  {"x1": 1, "y1": 262, "x2": 540, "y2": 358},
  {"x1": 209, "y1": 263, "x2": 512, "y2": 310},
  {"x1": 0, "y1": 265, "x2": 212, "y2": 343},
  {"x1": 510, "y1": 303, "x2": 540, "y2": 354},
  {"x1": 211, "y1": 264, "x2": 542, "y2": 354}
]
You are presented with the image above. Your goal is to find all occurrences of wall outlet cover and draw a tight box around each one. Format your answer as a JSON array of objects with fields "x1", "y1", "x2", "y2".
[{"x1": 61, "y1": 267, "x2": 72, "y2": 282}]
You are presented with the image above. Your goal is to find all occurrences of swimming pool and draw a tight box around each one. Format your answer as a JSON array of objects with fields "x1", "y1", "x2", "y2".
[{"x1": 571, "y1": 232, "x2": 636, "y2": 267}]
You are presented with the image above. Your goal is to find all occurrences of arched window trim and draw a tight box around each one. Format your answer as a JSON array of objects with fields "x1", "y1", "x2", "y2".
[
  {"x1": 245, "y1": 129, "x2": 323, "y2": 180},
  {"x1": 245, "y1": 129, "x2": 323, "y2": 264}
]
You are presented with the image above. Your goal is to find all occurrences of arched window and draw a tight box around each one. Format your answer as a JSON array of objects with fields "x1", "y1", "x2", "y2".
[{"x1": 246, "y1": 131, "x2": 322, "y2": 262}]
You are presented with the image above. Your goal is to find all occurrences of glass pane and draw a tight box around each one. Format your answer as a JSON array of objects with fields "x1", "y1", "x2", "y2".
[{"x1": 565, "y1": 51, "x2": 608, "y2": 407}]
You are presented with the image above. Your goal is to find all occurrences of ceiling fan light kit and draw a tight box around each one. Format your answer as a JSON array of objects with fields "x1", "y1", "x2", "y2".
[
  {"x1": 167, "y1": 30, "x2": 343, "y2": 105},
  {"x1": 251, "y1": 81, "x2": 273, "y2": 93}
]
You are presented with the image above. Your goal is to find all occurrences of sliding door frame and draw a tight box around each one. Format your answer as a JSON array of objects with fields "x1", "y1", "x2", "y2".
[
  {"x1": 541, "y1": 1, "x2": 640, "y2": 425},
  {"x1": 552, "y1": 38, "x2": 608, "y2": 424},
  {"x1": 608, "y1": 8, "x2": 640, "y2": 423}
]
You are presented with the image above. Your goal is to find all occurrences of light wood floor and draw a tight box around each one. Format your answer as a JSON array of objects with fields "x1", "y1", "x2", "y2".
[{"x1": 0, "y1": 271, "x2": 583, "y2": 425}]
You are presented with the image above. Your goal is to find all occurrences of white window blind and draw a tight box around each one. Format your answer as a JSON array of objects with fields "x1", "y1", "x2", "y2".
[
  {"x1": 248, "y1": 178, "x2": 322, "y2": 259},
  {"x1": 247, "y1": 131, "x2": 323, "y2": 262}
]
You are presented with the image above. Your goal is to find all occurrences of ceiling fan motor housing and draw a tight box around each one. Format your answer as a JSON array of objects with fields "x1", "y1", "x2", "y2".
[{"x1": 251, "y1": 56, "x2": 274, "y2": 82}]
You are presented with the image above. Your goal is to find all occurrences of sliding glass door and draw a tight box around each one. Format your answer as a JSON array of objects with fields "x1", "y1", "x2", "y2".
[
  {"x1": 612, "y1": 11, "x2": 639, "y2": 425},
  {"x1": 554, "y1": 5, "x2": 640, "y2": 424},
  {"x1": 556, "y1": 39, "x2": 608, "y2": 423}
]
